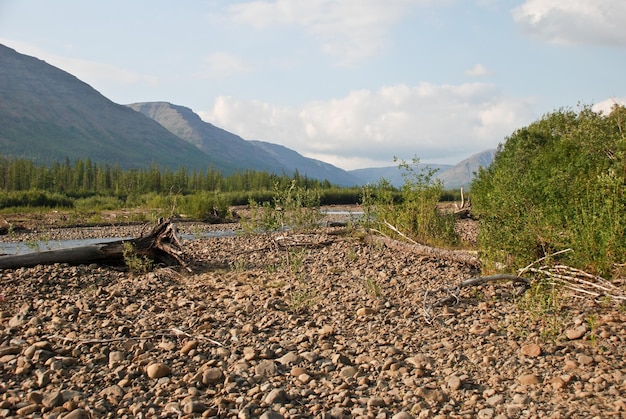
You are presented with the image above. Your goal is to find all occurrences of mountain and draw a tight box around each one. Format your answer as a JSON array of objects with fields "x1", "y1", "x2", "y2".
[
  {"x1": 349, "y1": 163, "x2": 454, "y2": 187},
  {"x1": 348, "y1": 149, "x2": 496, "y2": 189},
  {"x1": 128, "y1": 101, "x2": 360, "y2": 186},
  {"x1": 435, "y1": 149, "x2": 496, "y2": 189},
  {"x1": 0, "y1": 44, "x2": 231, "y2": 171},
  {"x1": 249, "y1": 140, "x2": 360, "y2": 186}
]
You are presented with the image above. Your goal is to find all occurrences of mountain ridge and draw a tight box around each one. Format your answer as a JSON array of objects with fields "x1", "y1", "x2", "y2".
[
  {"x1": 0, "y1": 43, "x2": 495, "y2": 188},
  {"x1": 0, "y1": 44, "x2": 230, "y2": 171}
]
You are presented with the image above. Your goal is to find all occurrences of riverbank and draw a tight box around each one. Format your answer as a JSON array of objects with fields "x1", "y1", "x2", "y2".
[{"x1": 0, "y1": 211, "x2": 624, "y2": 418}]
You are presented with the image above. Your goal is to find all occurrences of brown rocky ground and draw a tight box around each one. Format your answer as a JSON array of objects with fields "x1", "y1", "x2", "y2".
[{"x1": 0, "y1": 208, "x2": 625, "y2": 418}]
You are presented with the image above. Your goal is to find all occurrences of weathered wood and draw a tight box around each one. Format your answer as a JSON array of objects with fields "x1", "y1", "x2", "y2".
[
  {"x1": 368, "y1": 234, "x2": 481, "y2": 267},
  {"x1": 0, "y1": 218, "x2": 187, "y2": 270}
]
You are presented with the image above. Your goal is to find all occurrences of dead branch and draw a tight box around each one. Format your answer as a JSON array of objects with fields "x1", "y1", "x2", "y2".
[
  {"x1": 368, "y1": 233, "x2": 480, "y2": 267},
  {"x1": 423, "y1": 274, "x2": 530, "y2": 324},
  {"x1": 422, "y1": 274, "x2": 530, "y2": 323},
  {"x1": 0, "y1": 218, "x2": 188, "y2": 270},
  {"x1": 528, "y1": 265, "x2": 626, "y2": 303},
  {"x1": 454, "y1": 187, "x2": 472, "y2": 217}
]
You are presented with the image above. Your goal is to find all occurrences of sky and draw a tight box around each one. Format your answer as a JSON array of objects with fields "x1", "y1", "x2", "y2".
[{"x1": 1, "y1": 0, "x2": 625, "y2": 170}]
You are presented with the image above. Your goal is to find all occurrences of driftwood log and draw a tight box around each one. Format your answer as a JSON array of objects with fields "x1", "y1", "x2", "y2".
[
  {"x1": 0, "y1": 218, "x2": 187, "y2": 270},
  {"x1": 368, "y1": 234, "x2": 481, "y2": 267}
]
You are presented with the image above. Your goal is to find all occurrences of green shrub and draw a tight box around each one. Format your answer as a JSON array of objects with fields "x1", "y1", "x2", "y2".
[
  {"x1": 242, "y1": 180, "x2": 323, "y2": 233},
  {"x1": 471, "y1": 105, "x2": 626, "y2": 276},
  {"x1": 0, "y1": 190, "x2": 73, "y2": 209},
  {"x1": 362, "y1": 157, "x2": 458, "y2": 247}
]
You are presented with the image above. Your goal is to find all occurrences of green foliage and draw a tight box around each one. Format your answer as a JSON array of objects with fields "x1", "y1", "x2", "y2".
[
  {"x1": 242, "y1": 179, "x2": 323, "y2": 233},
  {"x1": 472, "y1": 105, "x2": 626, "y2": 276},
  {"x1": 361, "y1": 157, "x2": 458, "y2": 247},
  {"x1": 122, "y1": 242, "x2": 153, "y2": 274},
  {"x1": 517, "y1": 279, "x2": 566, "y2": 341},
  {"x1": 0, "y1": 190, "x2": 73, "y2": 209}
]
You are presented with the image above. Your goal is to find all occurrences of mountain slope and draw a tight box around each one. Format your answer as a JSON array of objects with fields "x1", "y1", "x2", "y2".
[
  {"x1": 127, "y1": 102, "x2": 281, "y2": 172},
  {"x1": 0, "y1": 44, "x2": 229, "y2": 171},
  {"x1": 349, "y1": 163, "x2": 454, "y2": 187},
  {"x1": 436, "y1": 149, "x2": 496, "y2": 189},
  {"x1": 249, "y1": 141, "x2": 361, "y2": 186},
  {"x1": 128, "y1": 102, "x2": 360, "y2": 186},
  {"x1": 349, "y1": 149, "x2": 495, "y2": 189}
]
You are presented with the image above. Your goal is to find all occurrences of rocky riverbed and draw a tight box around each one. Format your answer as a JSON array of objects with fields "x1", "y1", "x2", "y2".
[{"x1": 0, "y1": 211, "x2": 625, "y2": 418}]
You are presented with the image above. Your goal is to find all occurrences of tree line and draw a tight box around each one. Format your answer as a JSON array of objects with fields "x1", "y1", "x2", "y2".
[{"x1": 0, "y1": 156, "x2": 335, "y2": 197}]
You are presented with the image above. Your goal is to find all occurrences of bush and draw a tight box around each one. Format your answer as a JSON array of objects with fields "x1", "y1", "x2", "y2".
[
  {"x1": 362, "y1": 157, "x2": 458, "y2": 247},
  {"x1": 471, "y1": 105, "x2": 626, "y2": 276},
  {"x1": 0, "y1": 190, "x2": 73, "y2": 209},
  {"x1": 242, "y1": 180, "x2": 323, "y2": 233}
]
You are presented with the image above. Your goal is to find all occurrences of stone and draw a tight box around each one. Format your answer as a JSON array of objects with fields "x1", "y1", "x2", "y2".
[
  {"x1": 0, "y1": 345, "x2": 21, "y2": 356},
  {"x1": 486, "y1": 394, "x2": 504, "y2": 406},
  {"x1": 521, "y1": 343, "x2": 542, "y2": 357},
  {"x1": 550, "y1": 376, "x2": 566, "y2": 390},
  {"x1": 180, "y1": 340, "x2": 198, "y2": 355},
  {"x1": 447, "y1": 375, "x2": 462, "y2": 391},
  {"x1": 16, "y1": 404, "x2": 40, "y2": 416},
  {"x1": 259, "y1": 411, "x2": 284, "y2": 419},
  {"x1": 244, "y1": 346, "x2": 258, "y2": 361},
  {"x1": 277, "y1": 351, "x2": 301, "y2": 365},
  {"x1": 202, "y1": 367, "x2": 225, "y2": 385},
  {"x1": 255, "y1": 360, "x2": 278, "y2": 377},
  {"x1": 63, "y1": 408, "x2": 91, "y2": 419},
  {"x1": 392, "y1": 412, "x2": 414, "y2": 419},
  {"x1": 367, "y1": 397, "x2": 386, "y2": 408},
  {"x1": 297, "y1": 373, "x2": 312, "y2": 384},
  {"x1": 291, "y1": 367, "x2": 307, "y2": 377},
  {"x1": 183, "y1": 401, "x2": 208, "y2": 414},
  {"x1": 340, "y1": 366, "x2": 358, "y2": 379},
  {"x1": 477, "y1": 407, "x2": 495, "y2": 418},
  {"x1": 108, "y1": 350, "x2": 126, "y2": 366},
  {"x1": 577, "y1": 354, "x2": 594, "y2": 365},
  {"x1": 264, "y1": 388, "x2": 288, "y2": 404},
  {"x1": 27, "y1": 391, "x2": 44, "y2": 404},
  {"x1": 518, "y1": 374, "x2": 540, "y2": 385},
  {"x1": 356, "y1": 307, "x2": 375, "y2": 316},
  {"x1": 42, "y1": 390, "x2": 64, "y2": 408},
  {"x1": 566, "y1": 325, "x2": 587, "y2": 340},
  {"x1": 146, "y1": 363, "x2": 171, "y2": 379}
]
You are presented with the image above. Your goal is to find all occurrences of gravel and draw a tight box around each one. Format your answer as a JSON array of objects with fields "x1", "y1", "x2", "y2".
[{"x1": 0, "y1": 214, "x2": 625, "y2": 418}]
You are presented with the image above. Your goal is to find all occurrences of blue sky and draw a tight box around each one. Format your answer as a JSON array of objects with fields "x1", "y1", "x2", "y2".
[{"x1": 1, "y1": 0, "x2": 625, "y2": 170}]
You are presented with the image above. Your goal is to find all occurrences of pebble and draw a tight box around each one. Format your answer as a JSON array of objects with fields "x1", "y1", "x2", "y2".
[
  {"x1": 518, "y1": 374, "x2": 540, "y2": 386},
  {"x1": 146, "y1": 363, "x2": 171, "y2": 379},
  {"x1": 0, "y1": 219, "x2": 623, "y2": 417},
  {"x1": 447, "y1": 375, "x2": 462, "y2": 391},
  {"x1": 356, "y1": 307, "x2": 375, "y2": 316},
  {"x1": 180, "y1": 340, "x2": 198, "y2": 355},
  {"x1": 521, "y1": 343, "x2": 542, "y2": 357},
  {"x1": 566, "y1": 325, "x2": 587, "y2": 340},
  {"x1": 202, "y1": 367, "x2": 225, "y2": 385}
]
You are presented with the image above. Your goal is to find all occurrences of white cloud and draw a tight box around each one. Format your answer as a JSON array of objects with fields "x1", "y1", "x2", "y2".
[
  {"x1": 465, "y1": 63, "x2": 494, "y2": 77},
  {"x1": 512, "y1": 0, "x2": 626, "y2": 46},
  {"x1": 196, "y1": 52, "x2": 253, "y2": 78},
  {"x1": 592, "y1": 97, "x2": 626, "y2": 114},
  {"x1": 228, "y1": 0, "x2": 444, "y2": 65},
  {"x1": 200, "y1": 83, "x2": 538, "y2": 169}
]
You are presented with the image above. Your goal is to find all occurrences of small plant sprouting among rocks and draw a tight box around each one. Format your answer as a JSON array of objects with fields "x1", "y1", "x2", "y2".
[
  {"x1": 517, "y1": 278, "x2": 567, "y2": 341},
  {"x1": 364, "y1": 277, "x2": 383, "y2": 298},
  {"x1": 242, "y1": 180, "x2": 323, "y2": 234},
  {"x1": 289, "y1": 288, "x2": 317, "y2": 313},
  {"x1": 230, "y1": 257, "x2": 246, "y2": 272},
  {"x1": 122, "y1": 242, "x2": 153, "y2": 274}
]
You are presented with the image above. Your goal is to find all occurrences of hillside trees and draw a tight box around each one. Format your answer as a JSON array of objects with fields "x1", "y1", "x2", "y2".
[{"x1": 471, "y1": 104, "x2": 626, "y2": 276}]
